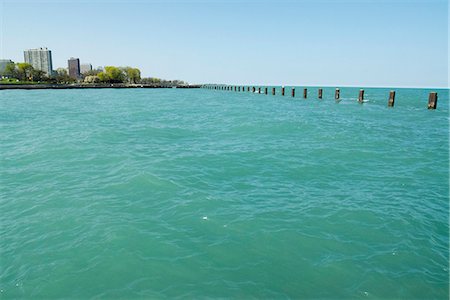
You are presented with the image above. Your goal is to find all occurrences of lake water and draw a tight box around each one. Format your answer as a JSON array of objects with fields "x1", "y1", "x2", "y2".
[{"x1": 1, "y1": 87, "x2": 449, "y2": 298}]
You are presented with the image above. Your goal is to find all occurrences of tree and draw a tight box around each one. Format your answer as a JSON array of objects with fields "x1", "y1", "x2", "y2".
[
  {"x1": 56, "y1": 68, "x2": 68, "y2": 76},
  {"x1": 16, "y1": 63, "x2": 33, "y2": 81},
  {"x1": 124, "y1": 67, "x2": 141, "y2": 84},
  {"x1": 96, "y1": 66, "x2": 125, "y2": 83},
  {"x1": 140, "y1": 77, "x2": 161, "y2": 85},
  {"x1": 3, "y1": 62, "x2": 16, "y2": 77},
  {"x1": 97, "y1": 71, "x2": 109, "y2": 83},
  {"x1": 31, "y1": 69, "x2": 46, "y2": 82},
  {"x1": 52, "y1": 68, "x2": 75, "y2": 84},
  {"x1": 83, "y1": 69, "x2": 101, "y2": 76},
  {"x1": 104, "y1": 66, "x2": 125, "y2": 83},
  {"x1": 84, "y1": 75, "x2": 100, "y2": 83}
]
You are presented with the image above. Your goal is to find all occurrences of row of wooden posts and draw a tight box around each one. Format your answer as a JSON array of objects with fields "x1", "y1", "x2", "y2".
[{"x1": 203, "y1": 85, "x2": 438, "y2": 109}]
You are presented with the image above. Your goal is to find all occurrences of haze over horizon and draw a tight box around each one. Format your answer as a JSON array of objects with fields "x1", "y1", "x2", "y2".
[{"x1": 0, "y1": 0, "x2": 448, "y2": 88}]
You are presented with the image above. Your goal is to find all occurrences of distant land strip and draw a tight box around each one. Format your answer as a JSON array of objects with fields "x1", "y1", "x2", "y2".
[{"x1": 0, "y1": 84, "x2": 201, "y2": 90}]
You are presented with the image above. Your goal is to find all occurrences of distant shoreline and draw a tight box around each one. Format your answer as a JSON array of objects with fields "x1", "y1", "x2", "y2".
[{"x1": 0, "y1": 84, "x2": 201, "y2": 90}]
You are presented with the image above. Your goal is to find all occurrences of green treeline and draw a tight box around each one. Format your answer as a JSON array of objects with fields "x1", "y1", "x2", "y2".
[{"x1": 1, "y1": 63, "x2": 186, "y2": 86}]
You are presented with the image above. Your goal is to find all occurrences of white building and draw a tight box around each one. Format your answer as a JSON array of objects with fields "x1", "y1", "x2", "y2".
[
  {"x1": 80, "y1": 63, "x2": 92, "y2": 74},
  {"x1": 24, "y1": 47, "x2": 53, "y2": 75}
]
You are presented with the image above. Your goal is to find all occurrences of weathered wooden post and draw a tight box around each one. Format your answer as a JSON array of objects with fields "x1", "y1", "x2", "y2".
[
  {"x1": 292, "y1": 88, "x2": 295, "y2": 97},
  {"x1": 247, "y1": 87, "x2": 250, "y2": 92},
  {"x1": 388, "y1": 91, "x2": 395, "y2": 107},
  {"x1": 303, "y1": 88, "x2": 307, "y2": 99},
  {"x1": 318, "y1": 88, "x2": 323, "y2": 99},
  {"x1": 335, "y1": 88, "x2": 340, "y2": 100},
  {"x1": 428, "y1": 92, "x2": 438, "y2": 109},
  {"x1": 265, "y1": 87, "x2": 268, "y2": 95},
  {"x1": 358, "y1": 89, "x2": 364, "y2": 103},
  {"x1": 258, "y1": 87, "x2": 261, "y2": 94},
  {"x1": 252, "y1": 87, "x2": 256, "y2": 93},
  {"x1": 281, "y1": 87, "x2": 285, "y2": 96},
  {"x1": 272, "y1": 87, "x2": 276, "y2": 95}
]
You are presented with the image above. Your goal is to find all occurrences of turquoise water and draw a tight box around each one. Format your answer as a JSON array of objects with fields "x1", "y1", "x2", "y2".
[{"x1": 1, "y1": 87, "x2": 449, "y2": 298}]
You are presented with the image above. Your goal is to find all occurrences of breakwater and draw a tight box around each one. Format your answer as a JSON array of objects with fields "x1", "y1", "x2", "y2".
[
  {"x1": 0, "y1": 83, "x2": 201, "y2": 90},
  {"x1": 203, "y1": 85, "x2": 441, "y2": 109}
]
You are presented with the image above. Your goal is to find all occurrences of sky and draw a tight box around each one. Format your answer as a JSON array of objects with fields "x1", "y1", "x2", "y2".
[{"x1": 0, "y1": 0, "x2": 448, "y2": 87}]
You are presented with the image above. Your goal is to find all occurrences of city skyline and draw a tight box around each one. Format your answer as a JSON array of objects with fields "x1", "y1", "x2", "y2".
[{"x1": 0, "y1": 0, "x2": 448, "y2": 88}]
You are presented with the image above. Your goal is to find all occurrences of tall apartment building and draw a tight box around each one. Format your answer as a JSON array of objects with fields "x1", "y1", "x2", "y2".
[
  {"x1": 68, "y1": 58, "x2": 80, "y2": 79},
  {"x1": 24, "y1": 48, "x2": 53, "y2": 75},
  {"x1": 80, "y1": 63, "x2": 92, "y2": 74}
]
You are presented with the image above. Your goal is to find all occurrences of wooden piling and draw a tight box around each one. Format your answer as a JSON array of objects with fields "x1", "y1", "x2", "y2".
[
  {"x1": 318, "y1": 88, "x2": 323, "y2": 99},
  {"x1": 428, "y1": 92, "x2": 438, "y2": 109},
  {"x1": 247, "y1": 87, "x2": 250, "y2": 92},
  {"x1": 252, "y1": 87, "x2": 256, "y2": 93},
  {"x1": 358, "y1": 89, "x2": 364, "y2": 103},
  {"x1": 272, "y1": 87, "x2": 276, "y2": 95},
  {"x1": 258, "y1": 87, "x2": 261, "y2": 94},
  {"x1": 265, "y1": 87, "x2": 268, "y2": 95},
  {"x1": 281, "y1": 87, "x2": 285, "y2": 96},
  {"x1": 335, "y1": 89, "x2": 340, "y2": 101},
  {"x1": 388, "y1": 91, "x2": 395, "y2": 107},
  {"x1": 292, "y1": 88, "x2": 295, "y2": 97},
  {"x1": 303, "y1": 88, "x2": 307, "y2": 99}
]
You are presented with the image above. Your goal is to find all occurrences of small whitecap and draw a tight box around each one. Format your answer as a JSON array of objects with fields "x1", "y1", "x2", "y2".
[
  {"x1": 202, "y1": 216, "x2": 208, "y2": 220},
  {"x1": 223, "y1": 224, "x2": 227, "y2": 228},
  {"x1": 392, "y1": 252, "x2": 397, "y2": 255},
  {"x1": 364, "y1": 291, "x2": 369, "y2": 296}
]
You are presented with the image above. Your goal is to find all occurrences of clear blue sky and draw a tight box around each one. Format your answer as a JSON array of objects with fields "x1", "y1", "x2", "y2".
[{"x1": 0, "y1": 0, "x2": 448, "y2": 87}]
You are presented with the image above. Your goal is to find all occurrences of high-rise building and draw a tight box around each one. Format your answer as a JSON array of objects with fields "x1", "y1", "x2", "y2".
[
  {"x1": 80, "y1": 63, "x2": 92, "y2": 74},
  {"x1": 68, "y1": 58, "x2": 80, "y2": 79},
  {"x1": 24, "y1": 48, "x2": 53, "y2": 75},
  {"x1": 0, "y1": 59, "x2": 13, "y2": 75}
]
